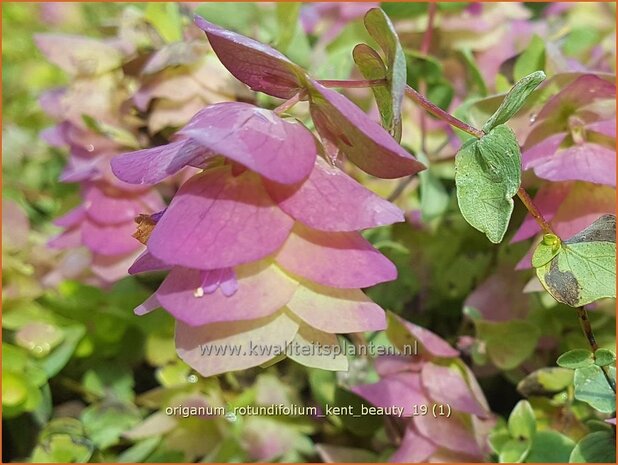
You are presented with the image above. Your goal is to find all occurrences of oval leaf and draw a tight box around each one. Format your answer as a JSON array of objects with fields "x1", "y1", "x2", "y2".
[
  {"x1": 455, "y1": 124, "x2": 521, "y2": 243},
  {"x1": 483, "y1": 71, "x2": 545, "y2": 132},
  {"x1": 534, "y1": 214, "x2": 616, "y2": 307}
]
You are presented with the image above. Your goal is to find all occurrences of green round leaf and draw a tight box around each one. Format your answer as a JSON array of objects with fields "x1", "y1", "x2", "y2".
[
  {"x1": 557, "y1": 349, "x2": 594, "y2": 369},
  {"x1": 573, "y1": 365, "x2": 616, "y2": 413},
  {"x1": 594, "y1": 348, "x2": 616, "y2": 367},
  {"x1": 525, "y1": 430, "x2": 575, "y2": 463},
  {"x1": 508, "y1": 400, "x2": 536, "y2": 440},
  {"x1": 569, "y1": 431, "x2": 616, "y2": 463}
]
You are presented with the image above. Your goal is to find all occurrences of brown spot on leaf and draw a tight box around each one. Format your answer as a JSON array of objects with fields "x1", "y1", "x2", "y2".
[{"x1": 545, "y1": 260, "x2": 581, "y2": 306}]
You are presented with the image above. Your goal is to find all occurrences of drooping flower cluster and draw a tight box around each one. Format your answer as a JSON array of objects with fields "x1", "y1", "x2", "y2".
[
  {"x1": 111, "y1": 16, "x2": 425, "y2": 375},
  {"x1": 36, "y1": 31, "x2": 165, "y2": 284},
  {"x1": 352, "y1": 315, "x2": 494, "y2": 463},
  {"x1": 37, "y1": 11, "x2": 251, "y2": 284}
]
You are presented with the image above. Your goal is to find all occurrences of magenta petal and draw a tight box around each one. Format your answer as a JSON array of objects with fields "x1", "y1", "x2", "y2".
[
  {"x1": 537, "y1": 75, "x2": 616, "y2": 120},
  {"x1": 111, "y1": 139, "x2": 209, "y2": 185},
  {"x1": 148, "y1": 166, "x2": 294, "y2": 269},
  {"x1": 134, "y1": 294, "x2": 162, "y2": 316},
  {"x1": 529, "y1": 143, "x2": 616, "y2": 186},
  {"x1": 54, "y1": 206, "x2": 86, "y2": 228},
  {"x1": 308, "y1": 80, "x2": 425, "y2": 179},
  {"x1": 395, "y1": 315, "x2": 459, "y2": 358},
  {"x1": 176, "y1": 312, "x2": 299, "y2": 377},
  {"x1": 194, "y1": 16, "x2": 305, "y2": 99},
  {"x1": 92, "y1": 250, "x2": 142, "y2": 283},
  {"x1": 390, "y1": 425, "x2": 437, "y2": 463},
  {"x1": 375, "y1": 355, "x2": 423, "y2": 376},
  {"x1": 522, "y1": 132, "x2": 567, "y2": 167},
  {"x1": 156, "y1": 261, "x2": 298, "y2": 326},
  {"x1": 179, "y1": 102, "x2": 316, "y2": 184},
  {"x1": 264, "y1": 158, "x2": 404, "y2": 231},
  {"x1": 82, "y1": 219, "x2": 141, "y2": 255},
  {"x1": 421, "y1": 363, "x2": 490, "y2": 418},
  {"x1": 83, "y1": 185, "x2": 162, "y2": 225},
  {"x1": 587, "y1": 118, "x2": 616, "y2": 138},
  {"x1": 352, "y1": 372, "x2": 428, "y2": 416},
  {"x1": 413, "y1": 414, "x2": 482, "y2": 458},
  {"x1": 48, "y1": 227, "x2": 82, "y2": 249},
  {"x1": 276, "y1": 224, "x2": 397, "y2": 288},
  {"x1": 129, "y1": 250, "x2": 170, "y2": 274},
  {"x1": 287, "y1": 282, "x2": 386, "y2": 333}
]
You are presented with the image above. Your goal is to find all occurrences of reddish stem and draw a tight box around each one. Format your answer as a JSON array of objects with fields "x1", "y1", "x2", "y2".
[
  {"x1": 420, "y1": 2, "x2": 437, "y2": 55},
  {"x1": 273, "y1": 92, "x2": 301, "y2": 115},
  {"x1": 516, "y1": 187, "x2": 555, "y2": 236},
  {"x1": 404, "y1": 85, "x2": 485, "y2": 139}
]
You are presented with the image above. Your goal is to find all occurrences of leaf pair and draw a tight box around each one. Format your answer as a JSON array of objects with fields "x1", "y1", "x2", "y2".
[
  {"x1": 352, "y1": 8, "x2": 406, "y2": 142},
  {"x1": 455, "y1": 71, "x2": 545, "y2": 243}
]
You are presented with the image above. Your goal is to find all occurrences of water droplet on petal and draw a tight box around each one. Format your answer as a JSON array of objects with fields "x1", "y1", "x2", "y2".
[{"x1": 194, "y1": 287, "x2": 205, "y2": 298}]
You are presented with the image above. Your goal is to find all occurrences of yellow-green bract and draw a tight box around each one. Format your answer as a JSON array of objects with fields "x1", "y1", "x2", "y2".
[{"x1": 455, "y1": 124, "x2": 521, "y2": 243}]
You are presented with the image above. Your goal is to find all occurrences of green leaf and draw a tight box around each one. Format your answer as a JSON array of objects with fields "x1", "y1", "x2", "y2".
[
  {"x1": 508, "y1": 400, "x2": 536, "y2": 440},
  {"x1": 513, "y1": 35, "x2": 545, "y2": 82},
  {"x1": 455, "y1": 124, "x2": 521, "y2": 243},
  {"x1": 460, "y1": 48, "x2": 488, "y2": 97},
  {"x1": 144, "y1": 3, "x2": 183, "y2": 43},
  {"x1": 595, "y1": 348, "x2": 616, "y2": 367},
  {"x1": 333, "y1": 388, "x2": 384, "y2": 437},
  {"x1": 499, "y1": 438, "x2": 531, "y2": 463},
  {"x1": 573, "y1": 365, "x2": 616, "y2": 413},
  {"x1": 39, "y1": 325, "x2": 86, "y2": 377},
  {"x1": 353, "y1": 43, "x2": 395, "y2": 136},
  {"x1": 361, "y1": 8, "x2": 406, "y2": 141},
  {"x1": 569, "y1": 431, "x2": 616, "y2": 463},
  {"x1": 488, "y1": 430, "x2": 511, "y2": 454},
  {"x1": 517, "y1": 367, "x2": 574, "y2": 397},
  {"x1": 418, "y1": 152, "x2": 449, "y2": 222},
  {"x1": 533, "y1": 215, "x2": 616, "y2": 307},
  {"x1": 81, "y1": 402, "x2": 142, "y2": 449},
  {"x1": 525, "y1": 431, "x2": 575, "y2": 463},
  {"x1": 30, "y1": 434, "x2": 94, "y2": 463},
  {"x1": 482, "y1": 71, "x2": 545, "y2": 133},
  {"x1": 476, "y1": 320, "x2": 540, "y2": 370},
  {"x1": 275, "y1": 3, "x2": 301, "y2": 51},
  {"x1": 557, "y1": 349, "x2": 594, "y2": 369}
]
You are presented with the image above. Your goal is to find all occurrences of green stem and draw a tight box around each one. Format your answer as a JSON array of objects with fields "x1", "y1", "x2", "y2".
[
  {"x1": 576, "y1": 307, "x2": 616, "y2": 393},
  {"x1": 318, "y1": 78, "x2": 387, "y2": 88}
]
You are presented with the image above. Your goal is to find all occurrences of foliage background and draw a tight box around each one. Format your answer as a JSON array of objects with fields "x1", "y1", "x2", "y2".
[{"x1": 2, "y1": 2, "x2": 616, "y2": 463}]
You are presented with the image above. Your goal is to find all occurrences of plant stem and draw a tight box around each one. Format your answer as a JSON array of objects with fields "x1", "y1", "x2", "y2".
[
  {"x1": 516, "y1": 187, "x2": 555, "y2": 236},
  {"x1": 404, "y1": 85, "x2": 485, "y2": 139},
  {"x1": 273, "y1": 92, "x2": 301, "y2": 115},
  {"x1": 318, "y1": 78, "x2": 387, "y2": 88},
  {"x1": 575, "y1": 307, "x2": 616, "y2": 393}
]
